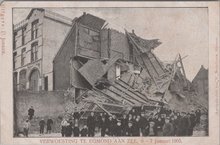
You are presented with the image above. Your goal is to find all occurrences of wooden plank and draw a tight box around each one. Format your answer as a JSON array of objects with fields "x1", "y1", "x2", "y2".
[
  {"x1": 151, "y1": 52, "x2": 165, "y2": 73},
  {"x1": 178, "y1": 54, "x2": 187, "y2": 82}
]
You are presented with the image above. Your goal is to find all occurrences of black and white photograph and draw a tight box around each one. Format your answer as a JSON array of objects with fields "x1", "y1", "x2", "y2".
[{"x1": 12, "y1": 7, "x2": 209, "y2": 138}]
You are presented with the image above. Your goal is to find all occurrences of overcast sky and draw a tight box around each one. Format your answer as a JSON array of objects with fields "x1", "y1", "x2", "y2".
[{"x1": 13, "y1": 8, "x2": 208, "y2": 81}]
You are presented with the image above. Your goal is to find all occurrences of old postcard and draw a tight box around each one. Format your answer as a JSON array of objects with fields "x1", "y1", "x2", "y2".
[{"x1": 0, "y1": 1, "x2": 219, "y2": 145}]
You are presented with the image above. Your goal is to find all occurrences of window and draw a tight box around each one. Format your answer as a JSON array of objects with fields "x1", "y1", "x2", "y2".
[
  {"x1": 22, "y1": 27, "x2": 26, "y2": 45},
  {"x1": 31, "y1": 19, "x2": 39, "y2": 40},
  {"x1": 13, "y1": 32, "x2": 17, "y2": 49},
  {"x1": 31, "y1": 42, "x2": 38, "y2": 62},
  {"x1": 14, "y1": 40, "x2": 17, "y2": 49},
  {"x1": 44, "y1": 76, "x2": 48, "y2": 91},
  {"x1": 13, "y1": 52, "x2": 17, "y2": 69},
  {"x1": 21, "y1": 48, "x2": 26, "y2": 66}
]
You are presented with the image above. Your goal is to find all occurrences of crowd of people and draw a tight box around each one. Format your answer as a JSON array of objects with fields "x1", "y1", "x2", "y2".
[
  {"x1": 60, "y1": 107, "x2": 202, "y2": 137},
  {"x1": 22, "y1": 105, "x2": 202, "y2": 137}
]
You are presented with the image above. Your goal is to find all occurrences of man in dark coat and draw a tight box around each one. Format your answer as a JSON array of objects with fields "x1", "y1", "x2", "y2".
[
  {"x1": 80, "y1": 125, "x2": 88, "y2": 137},
  {"x1": 96, "y1": 113, "x2": 103, "y2": 132},
  {"x1": 65, "y1": 122, "x2": 72, "y2": 137},
  {"x1": 132, "y1": 116, "x2": 141, "y2": 136},
  {"x1": 107, "y1": 116, "x2": 114, "y2": 136},
  {"x1": 121, "y1": 114, "x2": 128, "y2": 136},
  {"x1": 162, "y1": 117, "x2": 174, "y2": 136},
  {"x1": 39, "y1": 119, "x2": 45, "y2": 134},
  {"x1": 87, "y1": 112, "x2": 96, "y2": 137},
  {"x1": 28, "y1": 106, "x2": 35, "y2": 120},
  {"x1": 73, "y1": 124, "x2": 80, "y2": 137},
  {"x1": 100, "y1": 116, "x2": 107, "y2": 137},
  {"x1": 112, "y1": 115, "x2": 117, "y2": 136},
  {"x1": 115, "y1": 120, "x2": 123, "y2": 136},
  {"x1": 139, "y1": 112, "x2": 147, "y2": 135},
  {"x1": 47, "y1": 118, "x2": 53, "y2": 134},
  {"x1": 188, "y1": 112, "x2": 196, "y2": 136},
  {"x1": 126, "y1": 121, "x2": 134, "y2": 136},
  {"x1": 176, "y1": 112, "x2": 191, "y2": 136}
]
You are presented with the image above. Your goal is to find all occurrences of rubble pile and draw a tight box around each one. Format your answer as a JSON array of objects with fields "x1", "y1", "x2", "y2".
[{"x1": 64, "y1": 28, "x2": 207, "y2": 118}]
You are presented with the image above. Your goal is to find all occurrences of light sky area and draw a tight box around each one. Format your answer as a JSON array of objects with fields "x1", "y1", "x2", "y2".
[{"x1": 13, "y1": 8, "x2": 208, "y2": 81}]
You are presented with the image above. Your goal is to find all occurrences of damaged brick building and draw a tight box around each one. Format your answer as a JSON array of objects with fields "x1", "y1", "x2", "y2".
[{"x1": 53, "y1": 12, "x2": 203, "y2": 116}]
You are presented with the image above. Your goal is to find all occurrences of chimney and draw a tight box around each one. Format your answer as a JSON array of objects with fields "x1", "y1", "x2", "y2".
[
  {"x1": 83, "y1": 12, "x2": 86, "y2": 16},
  {"x1": 132, "y1": 29, "x2": 135, "y2": 34}
]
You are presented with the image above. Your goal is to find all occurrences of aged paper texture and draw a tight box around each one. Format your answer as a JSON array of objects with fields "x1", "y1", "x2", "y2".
[{"x1": 0, "y1": 1, "x2": 219, "y2": 145}]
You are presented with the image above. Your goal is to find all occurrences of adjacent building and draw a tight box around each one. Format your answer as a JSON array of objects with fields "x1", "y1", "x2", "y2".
[
  {"x1": 13, "y1": 8, "x2": 72, "y2": 91},
  {"x1": 192, "y1": 65, "x2": 208, "y2": 97}
]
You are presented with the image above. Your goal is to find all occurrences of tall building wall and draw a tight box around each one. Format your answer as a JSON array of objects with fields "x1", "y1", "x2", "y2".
[
  {"x1": 13, "y1": 8, "x2": 73, "y2": 91},
  {"x1": 13, "y1": 9, "x2": 44, "y2": 91},
  {"x1": 53, "y1": 25, "x2": 77, "y2": 90},
  {"x1": 42, "y1": 17, "x2": 71, "y2": 91}
]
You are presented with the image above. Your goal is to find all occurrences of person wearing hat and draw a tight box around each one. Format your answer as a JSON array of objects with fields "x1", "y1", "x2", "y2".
[
  {"x1": 162, "y1": 117, "x2": 174, "y2": 136},
  {"x1": 28, "y1": 106, "x2": 35, "y2": 120},
  {"x1": 100, "y1": 116, "x2": 107, "y2": 137},
  {"x1": 39, "y1": 118, "x2": 45, "y2": 135},
  {"x1": 139, "y1": 112, "x2": 148, "y2": 136},
  {"x1": 65, "y1": 122, "x2": 72, "y2": 137},
  {"x1": 46, "y1": 118, "x2": 53, "y2": 134},
  {"x1": 176, "y1": 112, "x2": 190, "y2": 136},
  {"x1": 148, "y1": 121, "x2": 157, "y2": 136},
  {"x1": 87, "y1": 112, "x2": 96, "y2": 137},
  {"x1": 126, "y1": 121, "x2": 134, "y2": 136},
  {"x1": 112, "y1": 115, "x2": 117, "y2": 136},
  {"x1": 80, "y1": 125, "x2": 88, "y2": 137},
  {"x1": 132, "y1": 115, "x2": 141, "y2": 136},
  {"x1": 188, "y1": 111, "x2": 196, "y2": 136},
  {"x1": 107, "y1": 116, "x2": 114, "y2": 136},
  {"x1": 115, "y1": 120, "x2": 123, "y2": 136},
  {"x1": 121, "y1": 114, "x2": 128, "y2": 136},
  {"x1": 73, "y1": 123, "x2": 80, "y2": 137}
]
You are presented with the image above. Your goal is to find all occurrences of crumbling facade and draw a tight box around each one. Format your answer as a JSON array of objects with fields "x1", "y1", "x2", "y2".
[
  {"x1": 13, "y1": 8, "x2": 72, "y2": 91},
  {"x1": 53, "y1": 12, "x2": 200, "y2": 115}
]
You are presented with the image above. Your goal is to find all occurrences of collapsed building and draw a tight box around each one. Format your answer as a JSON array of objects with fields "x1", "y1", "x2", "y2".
[{"x1": 53, "y1": 12, "x2": 206, "y2": 118}]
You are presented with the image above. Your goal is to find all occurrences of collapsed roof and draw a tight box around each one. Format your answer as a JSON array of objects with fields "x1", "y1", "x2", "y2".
[{"x1": 64, "y1": 14, "x2": 207, "y2": 115}]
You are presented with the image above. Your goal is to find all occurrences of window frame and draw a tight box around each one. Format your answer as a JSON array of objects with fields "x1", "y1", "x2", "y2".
[
  {"x1": 21, "y1": 48, "x2": 26, "y2": 66},
  {"x1": 31, "y1": 42, "x2": 38, "y2": 62},
  {"x1": 31, "y1": 19, "x2": 39, "y2": 40}
]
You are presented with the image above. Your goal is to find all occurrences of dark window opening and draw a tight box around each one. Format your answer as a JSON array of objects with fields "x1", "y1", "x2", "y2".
[
  {"x1": 44, "y1": 76, "x2": 48, "y2": 91},
  {"x1": 22, "y1": 27, "x2": 26, "y2": 45},
  {"x1": 13, "y1": 52, "x2": 17, "y2": 69},
  {"x1": 21, "y1": 48, "x2": 26, "y2": 66}
]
